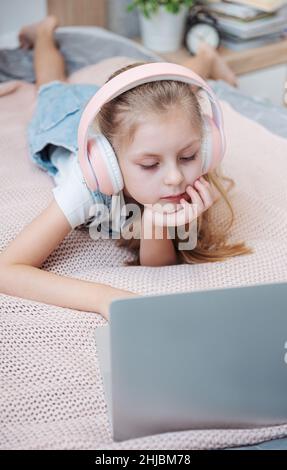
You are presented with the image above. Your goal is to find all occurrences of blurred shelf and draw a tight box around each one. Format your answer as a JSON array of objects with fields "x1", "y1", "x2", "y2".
[{"x1": 132, "y1": 37, "x2": 287, "y2": 76}]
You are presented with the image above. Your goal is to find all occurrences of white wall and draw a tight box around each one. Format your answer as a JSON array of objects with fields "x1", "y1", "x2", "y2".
[{"x1": 0, "y1": 0, "x2": 47, "y2": 47}]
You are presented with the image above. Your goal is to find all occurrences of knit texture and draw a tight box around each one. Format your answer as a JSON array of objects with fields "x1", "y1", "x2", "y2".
[{"x1": 1, "y1": 58, "x2": 287, "y2": 449}]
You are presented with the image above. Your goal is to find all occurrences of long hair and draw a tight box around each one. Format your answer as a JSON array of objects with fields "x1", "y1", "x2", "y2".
[{"x1": 93, "y1": 62, "x2": 253, "y2": 266}]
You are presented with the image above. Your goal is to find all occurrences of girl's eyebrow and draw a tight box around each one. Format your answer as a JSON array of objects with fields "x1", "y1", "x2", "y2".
[{"x1": 134, "y1": 139, "x2": 200, "y2": 158}]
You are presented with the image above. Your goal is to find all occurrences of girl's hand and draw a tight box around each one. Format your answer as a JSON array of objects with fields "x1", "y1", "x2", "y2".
[
  {"x1": 101, "y1": 286, "x2": 140, "y2": 322},
  {"x1": 180, "y1": 176, "x2": 219, "y2": 224},
  {"x1": 143, "y1": 176, "x2": 218, "y2": 228}
]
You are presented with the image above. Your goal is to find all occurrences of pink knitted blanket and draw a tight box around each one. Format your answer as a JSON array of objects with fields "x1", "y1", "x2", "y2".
[{"x1": 1, "y1": 58, "x2": 287, "y2": 449}]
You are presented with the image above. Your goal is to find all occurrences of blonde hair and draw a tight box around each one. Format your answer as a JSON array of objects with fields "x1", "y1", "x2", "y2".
[{"x1": 94, "y1": 62, "x2": 253, "y2": 266}]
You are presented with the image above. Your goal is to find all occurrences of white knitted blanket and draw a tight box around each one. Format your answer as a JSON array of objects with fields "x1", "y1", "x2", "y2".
[{"x1": 1, "y1": 58, "x2": 287, "y2": 450}]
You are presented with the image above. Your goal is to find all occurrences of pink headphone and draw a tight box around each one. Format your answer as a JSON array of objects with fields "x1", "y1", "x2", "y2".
[{"x1": 77, "y1": 62, "x2": 226, "y2": 196}]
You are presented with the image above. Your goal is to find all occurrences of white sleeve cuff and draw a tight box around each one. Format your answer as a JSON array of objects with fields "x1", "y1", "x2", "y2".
[{"x1": 52, "y1": 157, "x2": 95, "y2": 229}]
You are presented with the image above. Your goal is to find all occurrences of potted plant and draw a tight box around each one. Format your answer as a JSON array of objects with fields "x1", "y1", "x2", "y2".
[{"x1": 127, "y1": 0, "x2": 194, "y2": 53}]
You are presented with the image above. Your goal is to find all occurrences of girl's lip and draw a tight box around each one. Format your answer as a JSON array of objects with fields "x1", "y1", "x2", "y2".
[{"x1": 161, "y1": 192, "x2": 188, "y2": 201}]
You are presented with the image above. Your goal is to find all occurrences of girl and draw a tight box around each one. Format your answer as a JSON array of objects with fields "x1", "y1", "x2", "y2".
[{"x1": 0, "y1": 16, "x2": 252, "y2": 321}]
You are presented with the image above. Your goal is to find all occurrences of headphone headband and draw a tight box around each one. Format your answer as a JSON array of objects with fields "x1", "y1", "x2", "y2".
[{"x1": 78, "y1": 62, "x2": 226, "y2": 174}]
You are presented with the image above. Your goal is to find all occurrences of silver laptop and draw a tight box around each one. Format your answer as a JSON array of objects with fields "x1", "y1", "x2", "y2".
[{"x1": 94, "y1": 281, "x2": 287, "y2": 442}]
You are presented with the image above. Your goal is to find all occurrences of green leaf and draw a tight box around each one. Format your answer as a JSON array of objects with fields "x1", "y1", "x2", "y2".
[
  {"x1": 126, "y1": 0, "x2": 194, "y2": 16},
  {"x1": 126, "y1": 4, "x2": 135, "y2": 13}
]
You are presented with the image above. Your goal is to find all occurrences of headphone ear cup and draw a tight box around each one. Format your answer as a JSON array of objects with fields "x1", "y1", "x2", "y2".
[
  {"x1": 87, "y1": 134, "x2": 124, "y2": 195},
  {"x1": 201, "y1": 115, "x2": 224, "y2": 174}
]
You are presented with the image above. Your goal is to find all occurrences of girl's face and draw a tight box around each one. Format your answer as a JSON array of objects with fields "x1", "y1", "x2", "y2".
[{"x1": 117, "y1": 106, "x2": 203, "y2": 208}]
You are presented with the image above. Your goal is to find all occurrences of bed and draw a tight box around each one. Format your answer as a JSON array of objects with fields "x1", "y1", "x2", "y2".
[{"x1": 1, "y1": 26, "x2": 287, "y2": 450}]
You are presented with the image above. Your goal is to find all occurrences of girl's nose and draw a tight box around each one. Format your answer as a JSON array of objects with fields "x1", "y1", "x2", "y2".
[{"x1": 163, "y1": 165, "x2": 184, "y2": 186}]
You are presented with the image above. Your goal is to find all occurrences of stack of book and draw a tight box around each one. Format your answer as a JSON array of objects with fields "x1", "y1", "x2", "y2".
[{"x1": 199, "y1": 0, "x2": 287, "y2": 50}]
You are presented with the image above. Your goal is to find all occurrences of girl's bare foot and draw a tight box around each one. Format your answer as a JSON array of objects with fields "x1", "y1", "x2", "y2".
[
  {"x1": 197, "y1": 42, "x2": 238, "y2": 87},
  {"x1": 18, "y1": 15, "x2": 59, "y2": 50}
]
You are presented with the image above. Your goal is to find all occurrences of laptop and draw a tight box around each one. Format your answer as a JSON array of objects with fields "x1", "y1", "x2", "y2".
[{"x1": 94, "y1": 281, "x2": 287, "y2": 442}]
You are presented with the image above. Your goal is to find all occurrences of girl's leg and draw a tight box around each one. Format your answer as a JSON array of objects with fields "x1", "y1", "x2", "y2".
[
  {"x1": 18, "y1": 16, "x2": 67, "y2": 89},
  {"x1": 18, "y1": 16, "x2": 237, "y2": 88},
  {"x1": 183, "y1": 43, "x2": 238, "y2": 87}
]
